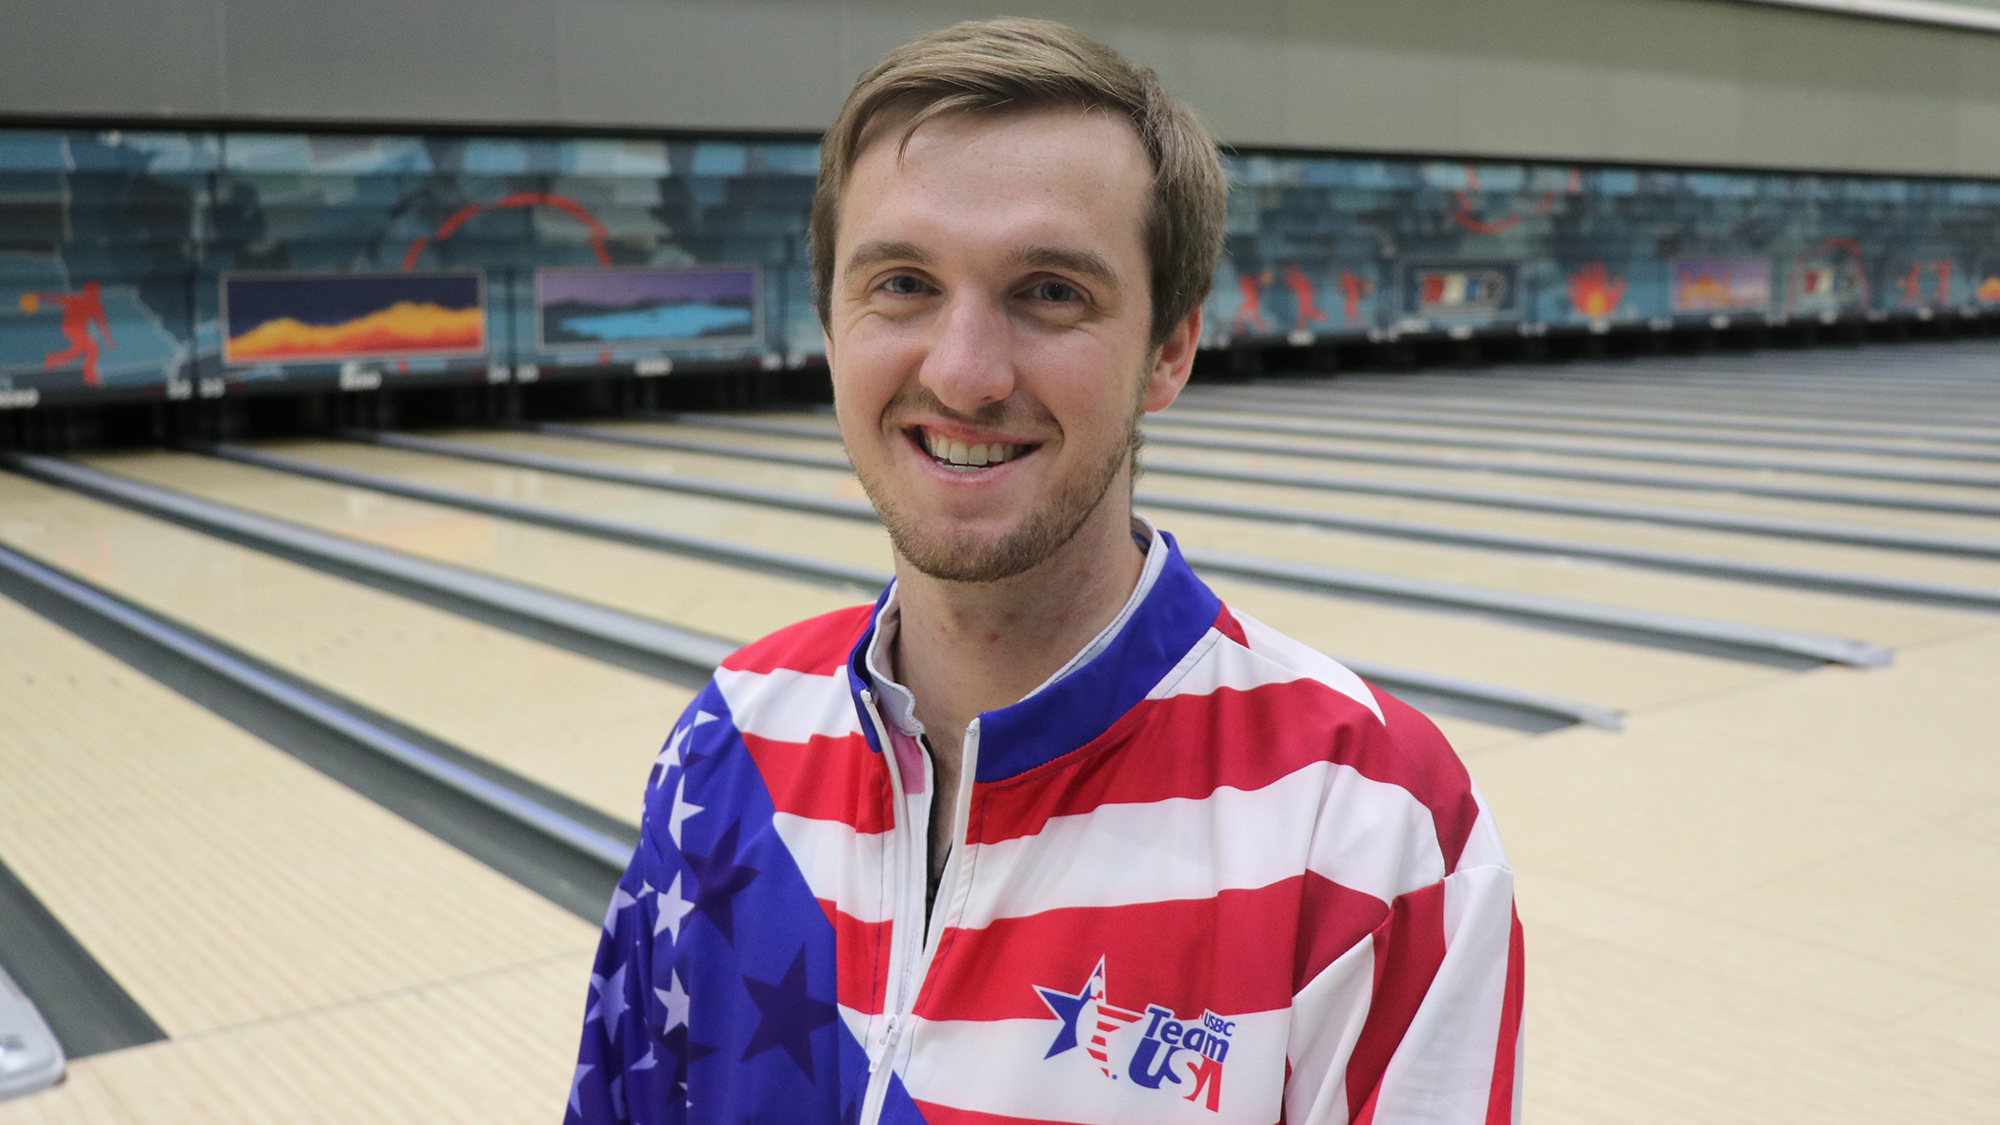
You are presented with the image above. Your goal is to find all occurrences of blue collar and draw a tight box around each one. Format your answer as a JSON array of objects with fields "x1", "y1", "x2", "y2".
[{"x1": 844, "y1": 531, "x2": 1221, "y2": 782}]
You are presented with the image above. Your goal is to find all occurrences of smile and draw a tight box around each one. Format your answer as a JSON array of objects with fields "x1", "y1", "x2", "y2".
[{"x1": 913, "y1": 428, "x2": 1038, "y2": 473}]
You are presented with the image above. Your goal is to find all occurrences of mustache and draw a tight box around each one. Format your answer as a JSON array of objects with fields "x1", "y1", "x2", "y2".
[{"x1": 881, "y1": 385, "x2": 1056, "y2": 433}]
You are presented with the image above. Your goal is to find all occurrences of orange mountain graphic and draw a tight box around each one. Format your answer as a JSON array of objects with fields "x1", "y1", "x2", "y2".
[
  {"x1": 1979, "y1": 277, "x2": 2000, "y2": 304},
  {"x1": 228, "y1": 301, "x2": 483, "y2": 361}
]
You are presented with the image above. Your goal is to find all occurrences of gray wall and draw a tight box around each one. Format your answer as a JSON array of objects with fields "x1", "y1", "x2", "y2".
[{"x1": 6, "y1": 0, "x2": 2000, "y2": 178}]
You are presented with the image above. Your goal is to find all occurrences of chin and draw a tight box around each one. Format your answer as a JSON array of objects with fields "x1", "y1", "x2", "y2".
[{"x1": 890, "y1": 511, "x2": 1093, "y2": 584}]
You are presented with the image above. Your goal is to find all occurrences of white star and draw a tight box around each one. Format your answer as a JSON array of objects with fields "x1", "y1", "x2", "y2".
[
  {"x1": 666, "y1": 776, "x2": 704, "y2": 848},
  {"x1": 569, "y1": 1062, "x2": 593, "y2": 1115},
  {"x1": 602, "y1": 886, "x2": 638, "y2": 933},
  {"x1": 653, "y1": 711, "x2": 718, "y2": 787},
  {"x1": 654, "y1": 873, "x2": 696, "y2": 944},
  {"x1": 632, "y1": 1045, "x2": 657, "y2": 1071},
  {"x1": 655, "y1": 967, "x2": 691, "y2": 1031},
  {"x1": 584, "y1": 972, "x2": 606, "y2": 1024},
  {"x1": 600, "y1": 963, "x2": 631, "y2": 1040}
]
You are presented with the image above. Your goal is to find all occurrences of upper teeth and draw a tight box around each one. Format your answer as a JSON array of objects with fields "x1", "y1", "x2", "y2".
[{"x1": 927, "y1": 432, "x2": 1020, "y2": 468}]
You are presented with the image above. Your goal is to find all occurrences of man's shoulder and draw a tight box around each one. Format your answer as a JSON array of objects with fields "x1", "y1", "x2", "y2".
[
  {"x1": 719, "y1": 601, "x2": 877, "y2": 678},
  {"x1": 689, "y1": 603, "x2": 876, "y2": 744},
  {"x1": 1188, "y1": 604, "x2": 1491, "y2": 873}
]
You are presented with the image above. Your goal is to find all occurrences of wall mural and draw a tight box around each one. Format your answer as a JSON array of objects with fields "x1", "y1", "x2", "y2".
[
  {"x1": 222, "y1": 272, "x2": 485, "y2": 364},
  {"x1": 3, "y1": 126, "x2": 2000, "y2": 409},
  {"x1": 536, "y1": 266, "x2": 760, "y2": 351}
]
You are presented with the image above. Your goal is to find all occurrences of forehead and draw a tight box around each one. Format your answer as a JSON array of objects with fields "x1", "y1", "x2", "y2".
[{"x1": 838, "y1": 107, "x2": 1152, "y2": 259}]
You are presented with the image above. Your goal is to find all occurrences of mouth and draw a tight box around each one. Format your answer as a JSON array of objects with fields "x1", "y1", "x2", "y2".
[{"x1": 908, "y1": 426, "x2": 1041, "y2": 474}]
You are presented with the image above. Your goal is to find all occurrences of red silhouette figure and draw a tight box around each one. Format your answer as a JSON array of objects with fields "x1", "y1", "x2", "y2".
[
  {"x1": 1281, "y1": 264, "x2": 1330, "y2": 327},
  {"x1": 1231, "y1": 272, "x2": 1270, "y2": 335},
  {"x1": 1338, "y1": 271, "x2": 1371, "y2": 326},
  {"x1": 22, "y1": 281, "x2": 115, "y2": 386},
  {"x1": 1899, "y1": 259, "x2": 1954, "y2": 309}
]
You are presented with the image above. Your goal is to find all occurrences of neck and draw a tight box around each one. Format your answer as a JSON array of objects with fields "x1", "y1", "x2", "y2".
[{"x1": 890, "y1": 491, "x2": 1147, "y2": 753}]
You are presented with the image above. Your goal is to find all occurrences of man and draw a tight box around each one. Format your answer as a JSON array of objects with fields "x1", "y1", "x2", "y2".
[{"x1": 567, "y1": 19, "x2": 1522, "y2": 1125}]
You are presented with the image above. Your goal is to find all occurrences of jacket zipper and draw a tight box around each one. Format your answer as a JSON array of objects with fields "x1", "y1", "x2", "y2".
[{"x1": 859, "y1": 691, "x2": 980, "y2": 1125}]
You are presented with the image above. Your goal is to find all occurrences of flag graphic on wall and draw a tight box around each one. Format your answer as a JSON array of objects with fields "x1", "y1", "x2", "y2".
[{"x1": 1400, "y1": 261, "x2": 1520, "y2": 320}]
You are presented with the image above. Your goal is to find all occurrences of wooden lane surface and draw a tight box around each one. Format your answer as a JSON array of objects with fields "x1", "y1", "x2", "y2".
[
  {"x1": 89, "y1": 450, "x2": 866, "y2": 646},
  {"x1": 0, "y1": 471, "x2": 685, "y2": 822},
  {"x1": 0, "y1": 596, "x2": 594, "y2": 1125},
  {"x1": 407, "y1": 428, "x2": 1990, "y2": 651},
  {"x1": 238, "y1": 439, "x2": 1789, "y2": 726},
  {"x1": 534, "y1": 415, "x2": 2000, "y2": 547},
  {"x1": 1474, "y1": 625, "x2": 2000, "y2": 1125},
  {"x1": 261, "y1": 438, "x2": 898, "y2": 574},
  {"x1": 1140, "y1": 471, "x2": 2000, "y2": 589}
]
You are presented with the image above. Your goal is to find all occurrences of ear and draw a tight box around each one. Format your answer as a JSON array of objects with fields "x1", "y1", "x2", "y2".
[{"x1": 1141, "y1": 307, "x2": 1201, "y2": 413}]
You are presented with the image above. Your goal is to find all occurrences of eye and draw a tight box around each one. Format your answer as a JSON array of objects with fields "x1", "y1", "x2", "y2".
[
  {"x1": 1028, "y1": 279, "x2": 1083, "y2": 304},
  {"x1": 881, "y1": 274, "x2": 928, "y2": 296}
]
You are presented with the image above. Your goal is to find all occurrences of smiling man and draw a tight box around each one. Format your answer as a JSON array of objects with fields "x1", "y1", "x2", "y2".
[{"x1": 566, "y1": 19, "x2": 1523, "y2": 1125}]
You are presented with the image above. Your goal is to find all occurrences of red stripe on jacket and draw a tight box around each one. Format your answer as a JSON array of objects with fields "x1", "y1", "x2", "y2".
[
  {"x1": 743, "y1": 731, "x2": 892, "y2": 833},
  {"x1": 721, "y1": 603, "x2": 874, "y2": 675},
  {"x1": 1346, "y1": 881, "x2": 1448, "y2": 1124},
  {"x1": 916, "y1": 875, "x2": 1390, "y2": 1023}
]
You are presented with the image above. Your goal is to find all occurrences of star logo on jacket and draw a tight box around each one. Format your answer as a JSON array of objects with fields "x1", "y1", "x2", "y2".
[{"x1": 1033, "y1": 957, "x2": 1234, "y2": 1112}]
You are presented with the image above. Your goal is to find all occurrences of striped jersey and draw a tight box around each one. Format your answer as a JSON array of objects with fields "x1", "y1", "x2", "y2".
[{"x1": 566, "y1": 530, "x2": 1524, "y2": 1125}]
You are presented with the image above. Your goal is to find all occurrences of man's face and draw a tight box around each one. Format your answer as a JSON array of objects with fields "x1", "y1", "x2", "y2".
[{"x1": 825, "y1": 107, "x2": 1194, "y2": 583}]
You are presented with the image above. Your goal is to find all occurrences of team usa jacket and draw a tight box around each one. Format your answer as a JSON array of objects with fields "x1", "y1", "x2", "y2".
[{"x1": 566, "y1": 532, "x2": 1525, "y2": 1125}]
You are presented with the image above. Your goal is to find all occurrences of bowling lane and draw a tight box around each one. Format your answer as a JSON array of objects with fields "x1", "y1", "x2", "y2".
[
  {"x1": 0, "y1": 592, "x2": 595, "y2": 1039},
  {"x1": 0, "y1": 471, "x2": 688, "y2": 820},
  {"x1": 85, "y1": 449, "x2": 871, "y2": 644},
  {"x1": 203, "y1": 446, "x2": 1547, "y2": 750},
  {"x1": 194, "y1": 440, "x2": 1802, "y2": 721},
  {"x1": 1159, "y1": 403, "x2": 2000, "y2": 477},
  {"x1": 290, "y1": 432, "x2": 1984, "y2": 652},
  {"x1": 602, "y1": 412, "x2": 2000, "y2": 544},
  {"x1": 1139, "y1": 470, "x2": 2000, "y2": 591},
  {"x1": 1154, "y1": 510, "x2": 1981, "y2": 650},
  {"x1": 1195, "y1": 386, "x2": 2000, "y2": 447},
  {"x1": 424, "y1": 422, "x2": 2000, "y2": 598},
  {"x1": 1148, "y1": 415, "x2": 2000, "y2": 505},
  {"x1": 244, "y1": 437, "x2": 898, "y2": 574}
]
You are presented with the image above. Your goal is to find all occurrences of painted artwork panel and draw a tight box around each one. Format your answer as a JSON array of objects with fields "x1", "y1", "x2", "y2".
[
  {"x1": 1974, "y1": 259, "x2": 2000, "y2": 306},
  {"x1": 536, "y1": 266, "x2": 760, "y2": 349},
  {"x1": 1400, "y1": 261, "x2": 1521, "y2": 320},
  {"x1": 222, "y1": 272, "x2": 485, "y2": 365},
  {"x1": 1670, "y1": 256, "x2": 1770, "y2": 313}
]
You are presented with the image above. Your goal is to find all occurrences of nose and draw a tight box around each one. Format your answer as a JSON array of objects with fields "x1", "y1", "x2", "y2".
[{"x1": 917, "y1": 291, "x2": 1015, "y2": 414}]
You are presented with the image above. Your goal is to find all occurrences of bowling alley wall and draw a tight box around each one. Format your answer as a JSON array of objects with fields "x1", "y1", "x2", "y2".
[{"x1": 3, "y1": 126, "x2": 2000, "y2": 410}]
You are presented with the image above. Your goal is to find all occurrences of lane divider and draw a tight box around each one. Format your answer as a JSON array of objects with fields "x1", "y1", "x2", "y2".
[
  {"x1": 507, "y1": 424, "x2": 2000, "y2": 611},
  {"x1": 1230, "y1": 385, "x2": 2000, "y2": 446},
  {"x1": 1173, "y1": 391, "x2": 2000, "y2": 465},
  {"x1": 0, "y1": 539, "x2": 637, "y2": 872},
  {"x1": 1147, "y1": 407, "x2": 2000, "y2": 486},
  {"x1": 641, "y1": 411, "x2": 2000, "y2": 520},
  {"x1": 207, "y1": 441, "x2": 1629, "y2": 732},
  {"x1": 315, "y1": 433, "x2": 1891, "y2": 670}
]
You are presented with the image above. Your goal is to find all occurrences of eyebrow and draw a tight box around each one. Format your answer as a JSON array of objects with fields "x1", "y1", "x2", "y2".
[
  {"x1": 840, "y1": 240, "x2": 1122, "y2": 291},
  {"x1": 1014, "y1": 246, "x2": 1120, "y2": 289},
  {"x1": 843, "y1": 240, "x2": 930, "y2": 277}
]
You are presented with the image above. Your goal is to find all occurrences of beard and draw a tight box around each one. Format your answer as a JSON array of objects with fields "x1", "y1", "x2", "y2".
[{"x1": 853, "y1": 387, "x2": 1144, "y2": 585}]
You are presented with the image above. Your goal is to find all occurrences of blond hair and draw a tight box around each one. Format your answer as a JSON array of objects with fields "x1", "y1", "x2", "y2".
[{"x1": 810, "y1": 18, "x2": 1227, "y2": 347}]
